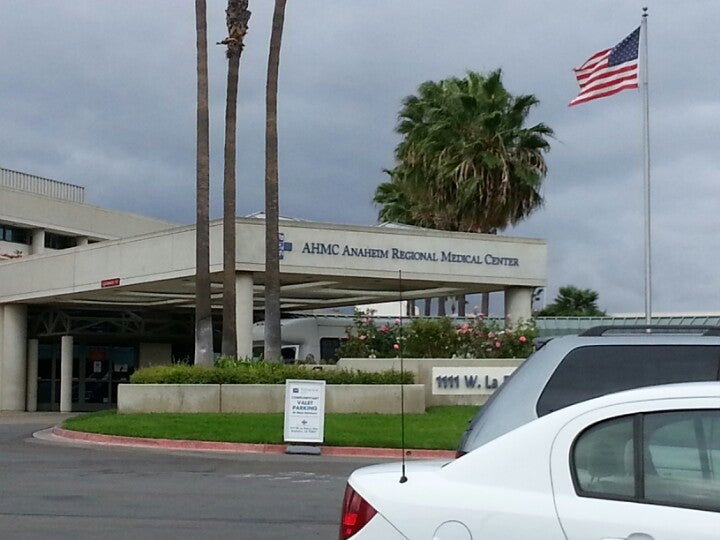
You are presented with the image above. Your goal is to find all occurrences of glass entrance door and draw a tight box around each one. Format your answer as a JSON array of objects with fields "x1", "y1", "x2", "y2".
[
  {"x1": 36, "y1": 343, "x2": 137, "y2": 411},
  {"x1": 37, "y1": 344, "x2": 60, "y2": 411}
]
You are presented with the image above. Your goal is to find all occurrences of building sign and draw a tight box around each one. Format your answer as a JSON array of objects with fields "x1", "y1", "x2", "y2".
[
  {"x1": 101, "y1": 278, "x2": 121, "y2": 288},
  {"x1": 278, "y1": 233, "x2": 293, "y2": 260},
  {"x1": 283, "y1": 379, "x2": 326, "y2": 443},
  {"x1": 431, "y1": 367, "x2": 516, "y2": 395},
  {"x1": 297, "y1": 241, "x2": 519, "y2": 267}
]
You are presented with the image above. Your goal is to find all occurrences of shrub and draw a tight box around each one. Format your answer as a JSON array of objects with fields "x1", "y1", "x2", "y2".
[
  {"x1": 335, "y1": 310, "x2": 537, "y2": 359},
  {"x1": 130, "y1": 363, "x2": 413, "y2": 385},
  {"x1": 402, "y1": 317, "x2": 458, "y2": 358},
  {"x1": 335, "y1": 312, "x2": 402, "y2": 359},
  {"x1": 454, "y1": 315, "x2": 537, "y2": 359}
]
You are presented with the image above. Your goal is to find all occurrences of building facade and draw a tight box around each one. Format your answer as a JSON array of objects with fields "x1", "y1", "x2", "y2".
[{"x1": 0, "y1": 169, "x2": 547, "y2": 412}]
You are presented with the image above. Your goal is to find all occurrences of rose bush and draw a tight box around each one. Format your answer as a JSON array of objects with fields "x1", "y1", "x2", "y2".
[{"x1": 336, "y1": 310, "x2": 537, "y2": 359}]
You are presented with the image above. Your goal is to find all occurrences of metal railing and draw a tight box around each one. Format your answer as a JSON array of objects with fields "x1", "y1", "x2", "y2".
[{"x1": 0, "y1": 167, "x2": 84, "y2": 203}]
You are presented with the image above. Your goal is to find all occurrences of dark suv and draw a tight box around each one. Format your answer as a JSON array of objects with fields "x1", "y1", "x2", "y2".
[{"x1": 456, "y1": 326, "x2": 720, "y2": 456}]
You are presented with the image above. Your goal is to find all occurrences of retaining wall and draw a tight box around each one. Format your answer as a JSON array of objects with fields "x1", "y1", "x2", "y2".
[
  {"x1": 335, "y1": 358, "x2": 525, "y2": 406},
  {"x1": 117, "y1": 383, "x2": 426, "y2": 414}
]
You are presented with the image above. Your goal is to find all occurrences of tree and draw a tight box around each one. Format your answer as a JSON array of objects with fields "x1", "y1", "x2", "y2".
[
  {"x1": 263, "y1": 0, "x2": 288, "y2": 363},
  {"x1": 194, "y1": 0, "x2": 213, "y2": 366},
  {"x1": 375, "y1": 70, "x2": 552, "y2": 316},
  {"x1": 219, "y1": 0, "x2": 251, "y2": 358},
  {"x1": 537, "y1": 286, "x2": 606, "y2": 317}
]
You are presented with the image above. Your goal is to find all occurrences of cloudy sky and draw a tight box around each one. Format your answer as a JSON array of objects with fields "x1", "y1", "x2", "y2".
[{"x1": 2, "y1": 1, "x2": 719, "y2": 315}]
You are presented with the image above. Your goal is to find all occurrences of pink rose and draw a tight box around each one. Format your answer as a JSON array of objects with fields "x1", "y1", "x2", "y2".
[
  {"x1": 359, "y1": 335, "x2": 366, "y2": 341},
  {"x1": 395, "y1": 318, "x2": 401, "y2": 324},
  {"x1": 519, "y1": 336, "x2": 527, "y2": 343},
  {"x1": 393, "y1": 343, "x2": 400, "y2": 350},
  {"x1": 495, "y1": 341, "x2": 501, "y2": 348},
  {"x1": 380, "y1": 325, "x2": 388, "y2": 332},
  {"x1": 488, "y1": 331, "x2": 496, "y2": 339}
]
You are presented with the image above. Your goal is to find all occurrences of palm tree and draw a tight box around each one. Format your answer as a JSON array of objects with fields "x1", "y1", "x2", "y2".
[
  {"x1": 537, "y1": 286, "x2": 606, "y2": 316},
  {"x1": 263, "y1": 0, "x2": 288, "y2": 363},
  {"x1": 375, "y1": 70, "x2": 552, "y2": 316},
  {"x1": 219, "y1": 0, "x2": 251, "y2": 358},
  {"x1": 194, "y1": 0, "x2": 213, "y2": 366},
  {"x1": 382, "y1": 70, "x2": 552, "y2": 232}
]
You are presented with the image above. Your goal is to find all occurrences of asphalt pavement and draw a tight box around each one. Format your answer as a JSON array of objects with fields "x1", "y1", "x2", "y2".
[
  {"x1": 0, "y1": 413, "x2": 387, "y2": 540},
  {"x1": 0, "y1": 412, "x2": 401, "y2": 539}
]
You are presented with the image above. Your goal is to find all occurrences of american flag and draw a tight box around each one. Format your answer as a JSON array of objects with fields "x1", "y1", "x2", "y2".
[{"x1": 569, "y1": 27, "x2": 640, "y2": 107}]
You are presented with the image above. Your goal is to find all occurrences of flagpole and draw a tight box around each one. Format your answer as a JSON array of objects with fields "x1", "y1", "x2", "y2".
[{"x1": 641, "y1": 7, "x2": 652, "y2": 325}]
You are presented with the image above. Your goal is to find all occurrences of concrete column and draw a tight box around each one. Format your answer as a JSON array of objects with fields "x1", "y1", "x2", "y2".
[
  {"x1": 60, "y1": 335, "x2": 73, "y2": 412},
  {"x1": 26, "y1": 339, "x2": 39, "y2": 412},
  {"x1": 1, "y1": 304, "x2": 28, "y2": 411},
  {"x1": 236, "y1": 273, "x2": 254, "y2": 359},
  {"x1": 504, "y1": 287, "x2": 534, "y2": 322},
  {"x1": 31, "y1": 229, "x2": 45, "y2": 255}
]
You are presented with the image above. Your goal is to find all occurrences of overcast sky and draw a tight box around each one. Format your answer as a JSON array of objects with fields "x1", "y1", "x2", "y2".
[{"x1": 2, "y1": 1, "x2": 719, "y2": 315}]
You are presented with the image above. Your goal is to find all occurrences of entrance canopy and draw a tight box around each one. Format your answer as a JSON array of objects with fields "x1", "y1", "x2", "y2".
[{"x1": 0, "y1": 218, "x2": 547, "y2": 312}]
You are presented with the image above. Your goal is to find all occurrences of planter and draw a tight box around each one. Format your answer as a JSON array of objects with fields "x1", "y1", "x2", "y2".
[
  {"x1": 118, "y1": 383, "x2": 425, "y2": 414},
  {"x1": 336, "y1": 358, "x2": 525, "y2": 406}
]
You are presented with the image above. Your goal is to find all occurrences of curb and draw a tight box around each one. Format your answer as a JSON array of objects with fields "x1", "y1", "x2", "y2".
[{"x1": 51, "y1": 427, "x2": 455, "y2": 460}]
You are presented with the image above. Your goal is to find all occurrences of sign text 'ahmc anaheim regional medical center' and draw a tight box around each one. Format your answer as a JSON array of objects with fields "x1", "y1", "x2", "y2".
[{"x1": 299, "y1": 242, "x2": 520, "y2": 267}]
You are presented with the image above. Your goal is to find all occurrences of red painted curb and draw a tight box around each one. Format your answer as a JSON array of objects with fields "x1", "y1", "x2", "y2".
[{"x1": 52, "y1": 427, "x2": 455, "y2": 460}]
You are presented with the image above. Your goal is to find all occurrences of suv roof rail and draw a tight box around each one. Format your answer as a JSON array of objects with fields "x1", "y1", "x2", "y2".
[
  {"x1": 580, "y1": 325, "x2": 720, "y2": 337},
  {"x1": 533, "y1": 337, "x2": 553, "y2": 350}
]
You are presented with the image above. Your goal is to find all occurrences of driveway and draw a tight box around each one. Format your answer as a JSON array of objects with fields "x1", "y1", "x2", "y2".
[{"x1": 0, "y1": 412, "x2": 384, "y2": 539}]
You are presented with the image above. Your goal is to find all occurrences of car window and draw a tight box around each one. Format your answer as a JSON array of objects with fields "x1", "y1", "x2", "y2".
[
  {"x1": 644, "y1": 411, "x2": 720, "y2": 511},
  {"x1": 572, "y1": 410, "x2": 720, "y2": 512},
  {"x1": 320, "y1": 338, "x2": 342, "y2": 362},
  {"x1": 537, "y1": 346, "x2": 720, "y2": 416},
  {"x1": 573, "y1": 416, "x2": 635, "y2": 498}
]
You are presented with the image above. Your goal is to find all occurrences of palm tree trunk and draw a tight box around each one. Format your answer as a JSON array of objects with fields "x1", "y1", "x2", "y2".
[
  {"x1": 263, "y1": 0, "x2": 288, "y2": 363},
  {"x1": 221, "y1": 54, "x2": 239, "y2": 358},
  {"x1": 221, "y1": 0, "x2": 250, "y2": 358},
  {"x1": 194, "y1": 0, "x2": 213, "y2": 366}
]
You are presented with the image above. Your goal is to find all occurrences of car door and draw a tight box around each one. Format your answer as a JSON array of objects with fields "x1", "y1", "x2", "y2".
[{"x1": 550, "y1": 398, "x2": 720, "y2": 540}]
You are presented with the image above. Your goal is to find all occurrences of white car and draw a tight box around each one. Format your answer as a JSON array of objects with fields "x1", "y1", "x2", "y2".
[{"x1": 339, "y1": 382, "x2": 720, "y2": 539}]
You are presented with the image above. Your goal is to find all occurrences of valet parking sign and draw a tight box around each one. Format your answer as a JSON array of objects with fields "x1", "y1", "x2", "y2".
[{"x1": 283, "y1": 379, "x2": 326, "y2": 443}]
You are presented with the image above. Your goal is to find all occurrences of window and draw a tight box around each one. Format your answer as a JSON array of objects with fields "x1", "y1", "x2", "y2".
[
  {"x1": 572, "y1": 410, "x2": 720, "y2": 512},
  {"x1": 537, "y1": 346, "x2": 720, "y2": 416},
  {"x1": 573, "y1": 416, "x2": 635, "y2": 498},
  {"x1": 320, "y1": 338, "x2": 342, "y2": 362},
  {"x1": 45, "y1": 232, "x2": 77, "y2": 249},
  {"x1": 0, "y1": 225, "x2": 30, "y2": 244},
  {"x1": 644, "y1": 411, "x2": 720, "y2": 511}
]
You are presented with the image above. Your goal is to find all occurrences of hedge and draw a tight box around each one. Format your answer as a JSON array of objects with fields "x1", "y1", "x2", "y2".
[{"x1": 130, "y1": 363, "x2": 414, "y2": 385}]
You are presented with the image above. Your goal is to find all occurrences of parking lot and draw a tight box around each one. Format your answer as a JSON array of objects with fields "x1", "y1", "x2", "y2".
[{"x1": 0, "y1": 413, "x2": 384, "y2": 539}]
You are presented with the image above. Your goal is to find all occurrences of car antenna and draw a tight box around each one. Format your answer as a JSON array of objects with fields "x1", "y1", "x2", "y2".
[{"x1": 398, "y1": 270, "x2": 408, "y2": 483}]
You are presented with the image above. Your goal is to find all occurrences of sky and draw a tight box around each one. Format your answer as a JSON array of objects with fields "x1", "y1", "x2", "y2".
[{"x1": 2, "y1": 1, "x2": 720, "y2": 316}]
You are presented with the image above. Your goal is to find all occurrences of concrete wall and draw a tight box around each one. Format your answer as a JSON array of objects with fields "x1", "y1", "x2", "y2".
[
  {"x1": 0, "y1": 185, "x2": 176, "y2": 240},
  {"x1": 336, "y1": 358, "x2": 524, "y2": 406},
  {"x1": 117, "y1": 384, "x2": 425, "y2": 414}
]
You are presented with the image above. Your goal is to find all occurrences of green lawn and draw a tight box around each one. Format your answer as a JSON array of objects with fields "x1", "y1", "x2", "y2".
[{"x1": 62, "y1": 406, "x2": 478, "y2": 450}]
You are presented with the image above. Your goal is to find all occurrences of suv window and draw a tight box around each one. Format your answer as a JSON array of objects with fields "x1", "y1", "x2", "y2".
[
  {"x1": 537, "y1": 346, "x2": 720, "y2": 417},
  {"x1": 573, "y1": 410, "x2": 720, "y2": 512}
]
